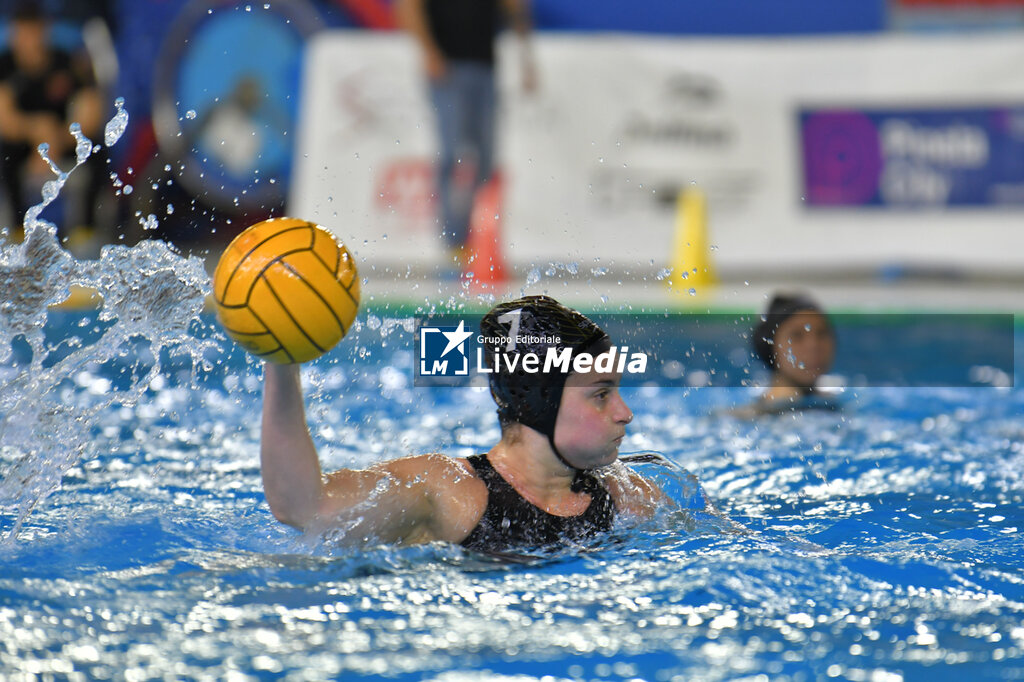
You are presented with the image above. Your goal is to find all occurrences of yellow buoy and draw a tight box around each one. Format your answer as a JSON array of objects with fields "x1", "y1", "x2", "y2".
[{"x1": 668, "y1": 187, "x2": 716, "y2": 293}]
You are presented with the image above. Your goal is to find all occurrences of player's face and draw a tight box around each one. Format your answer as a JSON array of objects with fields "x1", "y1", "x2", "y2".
[
  {"x1": 773, "y1": 310, "x2": 835, "y2": 388},
  {"x1": 553, "y1": 370, "x2": 633, "y2": 470}
]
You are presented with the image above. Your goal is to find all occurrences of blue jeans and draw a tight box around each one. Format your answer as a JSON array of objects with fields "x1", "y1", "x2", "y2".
[{"x1": 429, "y1": 61, "x2": 496, "y2": 249}]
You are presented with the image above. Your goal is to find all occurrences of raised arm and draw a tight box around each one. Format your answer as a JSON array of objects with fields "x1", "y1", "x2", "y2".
[
  {"x1": 260, "y1": 363, "x2": 324, "y2": 527},
  {"x1": 260, "y1": 363, "x2": 484, "y2": 544}
]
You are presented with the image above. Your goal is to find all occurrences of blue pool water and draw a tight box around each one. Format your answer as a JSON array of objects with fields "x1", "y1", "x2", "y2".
[{"x1": 1, "y1": 301, "x2": 1023, "y2": 681}]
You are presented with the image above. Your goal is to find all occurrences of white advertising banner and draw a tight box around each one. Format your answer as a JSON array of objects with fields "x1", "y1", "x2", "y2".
[{"x1": 290, "y1": 32, "x2": 1024, "y2": 274}]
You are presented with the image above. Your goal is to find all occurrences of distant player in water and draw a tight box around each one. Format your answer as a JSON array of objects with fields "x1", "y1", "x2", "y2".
[
  {"x1": 734, "y1": 293, "x2": 838, "y2": 417},
  {"x1": 260, "y1": 296, "x2": 670, "y2": 552}
]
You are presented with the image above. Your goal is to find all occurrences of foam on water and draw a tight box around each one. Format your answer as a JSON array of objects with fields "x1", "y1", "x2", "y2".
[{"x1": 0, "y1": 102, "x2": 211, "y2": 542}]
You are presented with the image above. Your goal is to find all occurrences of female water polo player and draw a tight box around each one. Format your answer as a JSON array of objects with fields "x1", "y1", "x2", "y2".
[
  {"x1": 735, "y1": 293, "x2": 838, "y2": 416},
  {"x1": 260, "y1": 296, "x2": 666, "y2": 552}
]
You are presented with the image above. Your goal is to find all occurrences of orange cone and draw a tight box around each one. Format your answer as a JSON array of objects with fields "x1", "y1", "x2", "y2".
[{"x1": 463, "y1": 174, "x2": 507, "y2": 291}]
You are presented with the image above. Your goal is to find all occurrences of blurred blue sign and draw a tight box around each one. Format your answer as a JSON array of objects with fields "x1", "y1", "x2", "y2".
[
  {"x1": 801, "y1": 107, "x2": 1024, "y2": 207},
  {"x1": 152, "y1": 1, "x2": 323, "y2": 213},
  {"x1": 533, "y1": 0, "x2": 885, "y2": 34}
]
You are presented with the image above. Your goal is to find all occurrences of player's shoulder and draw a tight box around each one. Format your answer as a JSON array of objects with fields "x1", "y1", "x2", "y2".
[
  {"x1": 383, "y1": 452, "x2": 482, "y2": 489},
  {"x1": 384, "y1": 453, "x2": 487, "y2": 543}
]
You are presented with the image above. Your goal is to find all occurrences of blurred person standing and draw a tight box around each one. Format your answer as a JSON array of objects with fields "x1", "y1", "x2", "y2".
[
  {"x1": 396, "y1": 0, "x2": 536, "y2": 269},
  {"x1": 0, "y1": 2, "x2": 102, "y2": 241}
]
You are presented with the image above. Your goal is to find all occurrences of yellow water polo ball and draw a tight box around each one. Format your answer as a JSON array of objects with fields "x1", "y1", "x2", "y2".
[{"x1": 212, "y1": 217, "x2": 361, "y2": 364}]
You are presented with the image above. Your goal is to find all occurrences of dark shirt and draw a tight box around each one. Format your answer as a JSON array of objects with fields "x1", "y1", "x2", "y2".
[
  {"x1": 425, "y1": 0, "x2": 501, "y2": 65},
  {"x1": 460, "y1": 454, "x2": 616, "y2": 553}
]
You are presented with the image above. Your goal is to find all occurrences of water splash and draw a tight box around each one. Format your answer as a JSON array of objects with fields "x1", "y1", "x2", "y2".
[
  {"x1": 104, "y1": 97, "x2": 129, "y2": 148},
  {"x1": 0, "y1": 102, "x2": 212, "y2": 543}
]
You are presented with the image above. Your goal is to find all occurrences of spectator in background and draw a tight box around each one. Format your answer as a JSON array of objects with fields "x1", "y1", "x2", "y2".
[
  {"x1": 0, "y1": 2, "x2": 102, "y2": 242},
  {"x1": 395, "y1": 0, "x2": 536, "y2": 269},
  {"x1": 735, "y1": 293, "x2": 839, "y2": 416}
]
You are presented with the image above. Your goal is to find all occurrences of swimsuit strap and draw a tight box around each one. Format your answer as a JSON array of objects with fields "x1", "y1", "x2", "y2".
[{"x1": 461, "y1": 454, "x2": 615, "y2": 553}]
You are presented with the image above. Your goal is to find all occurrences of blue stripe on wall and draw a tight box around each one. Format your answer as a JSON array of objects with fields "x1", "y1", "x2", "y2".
[{"x1": 532, "y1": 0, "x2": 887, "y2": 35}]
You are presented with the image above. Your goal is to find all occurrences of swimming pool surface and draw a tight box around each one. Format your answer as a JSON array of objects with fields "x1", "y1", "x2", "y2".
[{"x1": 2, "y1": 306, "x2": 1023, "y2": 681}]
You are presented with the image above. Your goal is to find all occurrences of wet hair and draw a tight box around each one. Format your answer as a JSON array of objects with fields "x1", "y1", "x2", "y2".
[
  {"x1": 752, "y1": 293, "x2": 831, "y2": 369},
  {"x1": 481, "y1": 295, "x2": 610, "y2": 439}
]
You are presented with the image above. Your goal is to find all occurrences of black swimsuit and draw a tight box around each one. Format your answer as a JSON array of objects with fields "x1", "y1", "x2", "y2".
[{"x1": 460, "y1": 454, "x2": 616, "y2": 553}]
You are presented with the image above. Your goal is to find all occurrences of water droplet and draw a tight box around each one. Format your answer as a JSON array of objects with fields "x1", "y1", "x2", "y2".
[
  {"x1": 688, "y1": 288, "x2": 697, "y2": 296},
  {"x1": 68, "y1": 123, "x2": 95, "y2": 165},
  {"x1": 185, "y1": 109, "x2": 197, "y2": 120},
  {"x1": 104, "y1": 98, "x2": 129, "y2": 147}
]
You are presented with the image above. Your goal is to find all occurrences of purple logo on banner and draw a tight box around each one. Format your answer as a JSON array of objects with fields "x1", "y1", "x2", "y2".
[
  {"x1": 800, "y1": 106, "x2": 1024, "y2": 208},
  {"x1": 801, "y1": 111, "x2": 883, "y2": 205}
]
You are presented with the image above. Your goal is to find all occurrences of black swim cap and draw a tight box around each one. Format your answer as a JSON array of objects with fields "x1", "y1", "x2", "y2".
[
  {"x1": 480, "y1": 295, "x2": 610, "y2": 441},
  {"x1": 752, "y1": 294, "x2": 829, "y2": 369}
]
